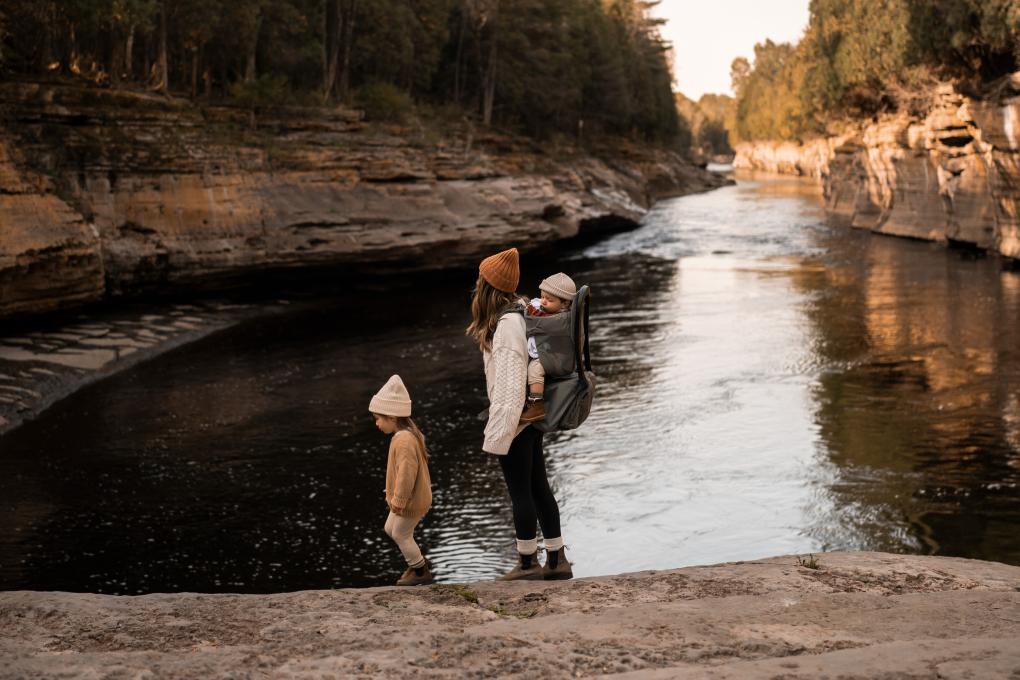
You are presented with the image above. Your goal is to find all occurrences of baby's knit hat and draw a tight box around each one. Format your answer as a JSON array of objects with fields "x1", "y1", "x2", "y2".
[
  {"x1": 539, "y1": 272, "x2": 576, "y2": 301},
  {"x1": 369, "y1": 374, "x2": 412, "y2": 417},
  {"x1": 479, "y1": 247, "x2": 520, "y2": 293}
]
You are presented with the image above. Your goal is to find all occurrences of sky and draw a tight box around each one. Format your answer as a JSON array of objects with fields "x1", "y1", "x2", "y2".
[{"x1": 654, "y1": 0, "x2": 811, "y2": 100}]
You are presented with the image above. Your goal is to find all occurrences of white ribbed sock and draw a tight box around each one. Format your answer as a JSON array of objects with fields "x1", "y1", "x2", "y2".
[
  {"x1": 545, "y1": 536, "x2": 564, "y2": 551},
  {"x1": 516, "y1": 537, "x2": 538, "y2": 555}
]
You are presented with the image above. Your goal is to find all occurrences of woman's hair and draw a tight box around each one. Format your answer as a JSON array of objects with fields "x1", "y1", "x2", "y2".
[
  {"x1": 465, "y1": 275, "x2": 519, "y2": 351},
  {"x1": 395, "y1": 416, "x2": 429, "y2": 459}
]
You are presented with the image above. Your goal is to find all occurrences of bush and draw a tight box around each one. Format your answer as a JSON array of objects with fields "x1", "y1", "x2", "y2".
[
  {"x1": 354, "y1": 82, "x2": 414, "y2": 123},
  {"x1": 228, "y1": 74, "x2": 291, "y2": 108}
]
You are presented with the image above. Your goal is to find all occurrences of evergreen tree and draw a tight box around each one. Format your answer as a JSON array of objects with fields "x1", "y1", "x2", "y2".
[{"x1": 0, "y1": 0, "x2": 687, "y2": 146}]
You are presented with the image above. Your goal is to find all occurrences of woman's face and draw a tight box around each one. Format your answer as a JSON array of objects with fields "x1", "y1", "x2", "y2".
[{"x1": 373, "y1": 413, "x2": 398, "y2": 434}]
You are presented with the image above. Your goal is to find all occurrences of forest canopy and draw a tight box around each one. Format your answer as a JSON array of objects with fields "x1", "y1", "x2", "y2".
[
  {"x1": 0, "y1": 0, "x2": 685, "y2": 145},
  {"x1": 731, "y1": 0, "x2": 1020, "y2": 142}
]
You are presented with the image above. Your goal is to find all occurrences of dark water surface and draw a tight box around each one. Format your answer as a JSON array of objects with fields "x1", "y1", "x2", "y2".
[{"x1": 3, "y1": 175, "x2": 1019, "y2": 593}]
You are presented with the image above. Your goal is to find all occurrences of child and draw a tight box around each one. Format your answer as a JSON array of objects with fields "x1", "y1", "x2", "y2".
[
  {"x1": 369, "y1": 374, "x2": 435, "y2": 586},
  {"x1": 521, "y1": 272, "x2": 576, "y2": 423}
]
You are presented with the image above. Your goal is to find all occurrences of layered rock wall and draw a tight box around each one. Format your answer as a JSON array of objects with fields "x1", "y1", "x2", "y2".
[
  {"x1": 732, "y1": 137, "x2": 838, "y2": 178},
  {"x1": 734, "y1": 76, "x2": 1020, "y2": 260},
  {"x1": 0, "y1": 81, "x2": 726, "y2": 318},
  {"x1": 0, "y1": 140, "x2": 105, "y2": 315}
]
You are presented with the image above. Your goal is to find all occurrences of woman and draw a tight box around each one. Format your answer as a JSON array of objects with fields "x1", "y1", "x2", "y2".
[{"x1": 466, "y1": 247, "x2": 572, "y2": 581}]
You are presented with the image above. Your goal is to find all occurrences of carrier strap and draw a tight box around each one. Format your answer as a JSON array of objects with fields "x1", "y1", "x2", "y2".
[
  {"x1": 582, "y1": 290, "x2": 591, "y2": 372},
  {"x1": 574, "y1": 285, "x2": 592, "y2": 378}
]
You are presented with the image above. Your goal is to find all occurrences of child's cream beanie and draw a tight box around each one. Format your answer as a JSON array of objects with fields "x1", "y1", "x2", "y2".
[
  {"x1": 369, "y1": 374, "x2": 412, "y2": 417},
  {"x1": 539, "y1": 272, "x2": 576, "y2": 301}
]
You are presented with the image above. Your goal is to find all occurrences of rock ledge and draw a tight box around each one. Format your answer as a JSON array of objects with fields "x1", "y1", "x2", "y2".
[{"x1": 1, "y1": 551, "x2": 1018, "y2": 678}]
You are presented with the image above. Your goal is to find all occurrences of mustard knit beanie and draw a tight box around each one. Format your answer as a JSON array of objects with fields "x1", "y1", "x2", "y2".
[
  {"x1": 369, "y1": 374, "x2": 412, "y2": 417},
  {"x1": 539, "y1": 272, "x2": 576, "y2": 301},
  {"x1": 479, "y1": 247, "x2": 520, "y2": 293}
]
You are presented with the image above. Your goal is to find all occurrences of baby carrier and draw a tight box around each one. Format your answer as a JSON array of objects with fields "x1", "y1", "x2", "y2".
[{"x1": 525, "y1": 285, "x2": 596, "y2": 433}]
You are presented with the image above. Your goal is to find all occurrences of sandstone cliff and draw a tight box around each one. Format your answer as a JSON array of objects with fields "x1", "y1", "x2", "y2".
[
  {"x1": 0, "y1": 80, "x2": 727, "y2": 319},
  {"x1": 734, "y1": 74, "x2": 1020, "y2": 261}
]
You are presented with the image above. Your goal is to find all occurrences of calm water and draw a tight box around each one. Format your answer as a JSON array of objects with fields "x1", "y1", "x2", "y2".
[{"x1": 2, "y1": 175, "x2": 1020, "y2": 593}]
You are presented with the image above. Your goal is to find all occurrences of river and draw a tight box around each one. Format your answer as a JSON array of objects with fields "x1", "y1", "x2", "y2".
[{"x1": 2, "y1": 173, "x2": 1019, "y2": 594}]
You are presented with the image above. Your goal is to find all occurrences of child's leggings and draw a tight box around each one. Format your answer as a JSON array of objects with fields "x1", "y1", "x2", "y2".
[
  {"x1": 384, "y1": 511, "x2": 424, "y2": 565},
  {"x1": 527, "y1": 358, "x2": 544, "y2": 388}
]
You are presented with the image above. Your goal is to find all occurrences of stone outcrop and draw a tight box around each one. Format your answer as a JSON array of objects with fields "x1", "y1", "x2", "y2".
[
  {"x1": 0, "y1": 140, "x2": 105, "y2": 316},
  {"x1": 734, "y1": 74, "x2": 1020, "y2": 260},
  {"x1": 1, "y1": 552, "x2": 1018, "y2": 678},
  {"x1": 732, "y1": 137, "x2": 837, "y2": 179},
  {"x1": 0, "y1": 80, "x2": 728, "y2": 319}
]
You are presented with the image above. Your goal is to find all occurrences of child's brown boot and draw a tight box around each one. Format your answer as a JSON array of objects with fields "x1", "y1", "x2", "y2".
[
  {"x1": 520, "y1": 394, "x2": 545, "y2": 423},
  {"x1": 396, "y1": 558, "x2": 435, "y2": 586}
]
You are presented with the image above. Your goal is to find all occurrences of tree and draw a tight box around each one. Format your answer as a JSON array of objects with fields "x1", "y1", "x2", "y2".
[
  {"x1": 464, "y1": 0, "x2": 499, "y2": 125},
  {"x1": 323, "y1": 0, "x2": 357, "y2": 102},
  {"x1": 0, "y1": 0, "x2": 687, "y2": 145}
]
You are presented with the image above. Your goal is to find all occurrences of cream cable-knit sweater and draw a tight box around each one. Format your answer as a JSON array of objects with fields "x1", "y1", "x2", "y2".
[{"x1": 482, "y1": 311, "x2": 529, "y2": 455}]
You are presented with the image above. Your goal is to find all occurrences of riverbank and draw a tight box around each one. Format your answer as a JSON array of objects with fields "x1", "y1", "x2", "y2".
[
  {"x1": 1, "y1": 552, "x2": 1018, "y2": 678},
  {"x1": 0, "y1": 79, "x2": 729, "y2": 320},
  {"x1": 733, "y1": 74, "x2": 1020, "y2": 261},
  {"x1": 0, "y1": 298, "x2": 294, "y2": 435}
]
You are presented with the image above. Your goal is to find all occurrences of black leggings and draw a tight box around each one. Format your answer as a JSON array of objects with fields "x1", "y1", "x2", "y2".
[{"x1": 498, "y1": 426, "x2": 561, "y2": 542}]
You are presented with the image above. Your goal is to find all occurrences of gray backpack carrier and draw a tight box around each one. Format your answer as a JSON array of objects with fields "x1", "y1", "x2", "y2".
[{"x1": 526, "y1": 285, "x2": 596, "y2": 433}]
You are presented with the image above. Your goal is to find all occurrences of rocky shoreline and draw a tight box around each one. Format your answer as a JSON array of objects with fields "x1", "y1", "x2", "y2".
[
  {"x1": 733, "y1": 73, "x2": 1020, "y2": 261},
  {"x1": 0, "y1": 79, "x2": 729, "y2": 320},
  {"x1": 1, "y1": 552, "x2": 1018, "y2": 678}
]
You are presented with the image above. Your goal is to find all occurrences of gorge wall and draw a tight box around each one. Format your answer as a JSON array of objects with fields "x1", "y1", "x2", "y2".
[
  {"x1": 734, "y1": 75, "x2": 1020, "y2": 261},
  {"x1": 0, "y1": 81, "x2": 727, "y2": 319}
]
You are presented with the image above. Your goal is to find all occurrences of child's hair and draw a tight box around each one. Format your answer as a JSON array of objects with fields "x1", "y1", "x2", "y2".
[
  {"x1": 396, "y1": 416, "x2": 429, "y2": 459},
  {"x1": 466, "y1": 275, "x2": 519, "y2": 351}
]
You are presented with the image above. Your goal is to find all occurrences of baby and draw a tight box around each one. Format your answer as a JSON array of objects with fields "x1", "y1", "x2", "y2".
[{"x1": 521, "y1": 272, "x2": 576, "y2": 423}]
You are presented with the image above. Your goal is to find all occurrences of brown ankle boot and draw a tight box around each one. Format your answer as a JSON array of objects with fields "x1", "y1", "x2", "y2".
[
  {"x1": 520, "y1": 397, "x2": 545, "y2": 424},
  {"x1": 497, "y1": 552, "x2": 544, "y2": 581},
  {"x1": 396, "y1": 558, "x2": 435, "y2": 586},
  {"x1": 543, "y1": 548, "x2": 573, "y2": 580}
]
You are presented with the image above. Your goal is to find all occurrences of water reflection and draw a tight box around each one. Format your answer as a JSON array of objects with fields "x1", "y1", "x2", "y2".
[
  {"x1": 1, "y1": 175, "x2": 1019, "y2": 594},
  {"x1": 801, "y1": 233, "x2": 1020, "y2": 563}
]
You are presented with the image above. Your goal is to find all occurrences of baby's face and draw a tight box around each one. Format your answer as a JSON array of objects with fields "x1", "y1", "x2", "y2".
[{"x1": 540, "y1": 292, "x2": 566, "y2": 313}]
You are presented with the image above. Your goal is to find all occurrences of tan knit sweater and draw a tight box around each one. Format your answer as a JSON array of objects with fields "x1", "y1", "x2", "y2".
[
  {"x1": 482, "y1": 310, "x2": 529, "y2": 455},
  {"x1": 384, "y1": 430, "x2": 432, "y2": 518}
]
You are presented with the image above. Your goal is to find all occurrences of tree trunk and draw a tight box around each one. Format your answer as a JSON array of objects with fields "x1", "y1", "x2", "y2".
[
  {"x1": 67, "y1": 24, "x2": 78, "y2": 74},
  {"x1": 155, "y1": 1, "x2": 168, "y2": 92},
  {"x1": 453, "y1": 8, "x2": 467, "y2": 103},
  {"x1": 190, "y1": 49, "x2": 199, "y2": 98},
  {"x1": 322, "y1": 0, "x2": 342, "y2": 101},
  {"x1": 39, "y1": 2, "x2": 57, "y2": 72},
  {"x1": 124, "y1": 24, "x2": 135, "y2": 78},
  {"x1": 244, "y1": 13, "x2": 263, "y2": 83},
  {"x1": 110, "y1": 34, "x2": 123, "y2": 86},
  {"x1": 321, "y1": 0, "x2": 331, "y2": 95},
  {"x1": 482, "y1": 30, "x2": 497, "y2": 125},
  {"x1": 143, "y1": 30, "x2": 151, "y2": 83},
  {"x1": 338, "y1": 0, "x2": 356, "y2": 102}
]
